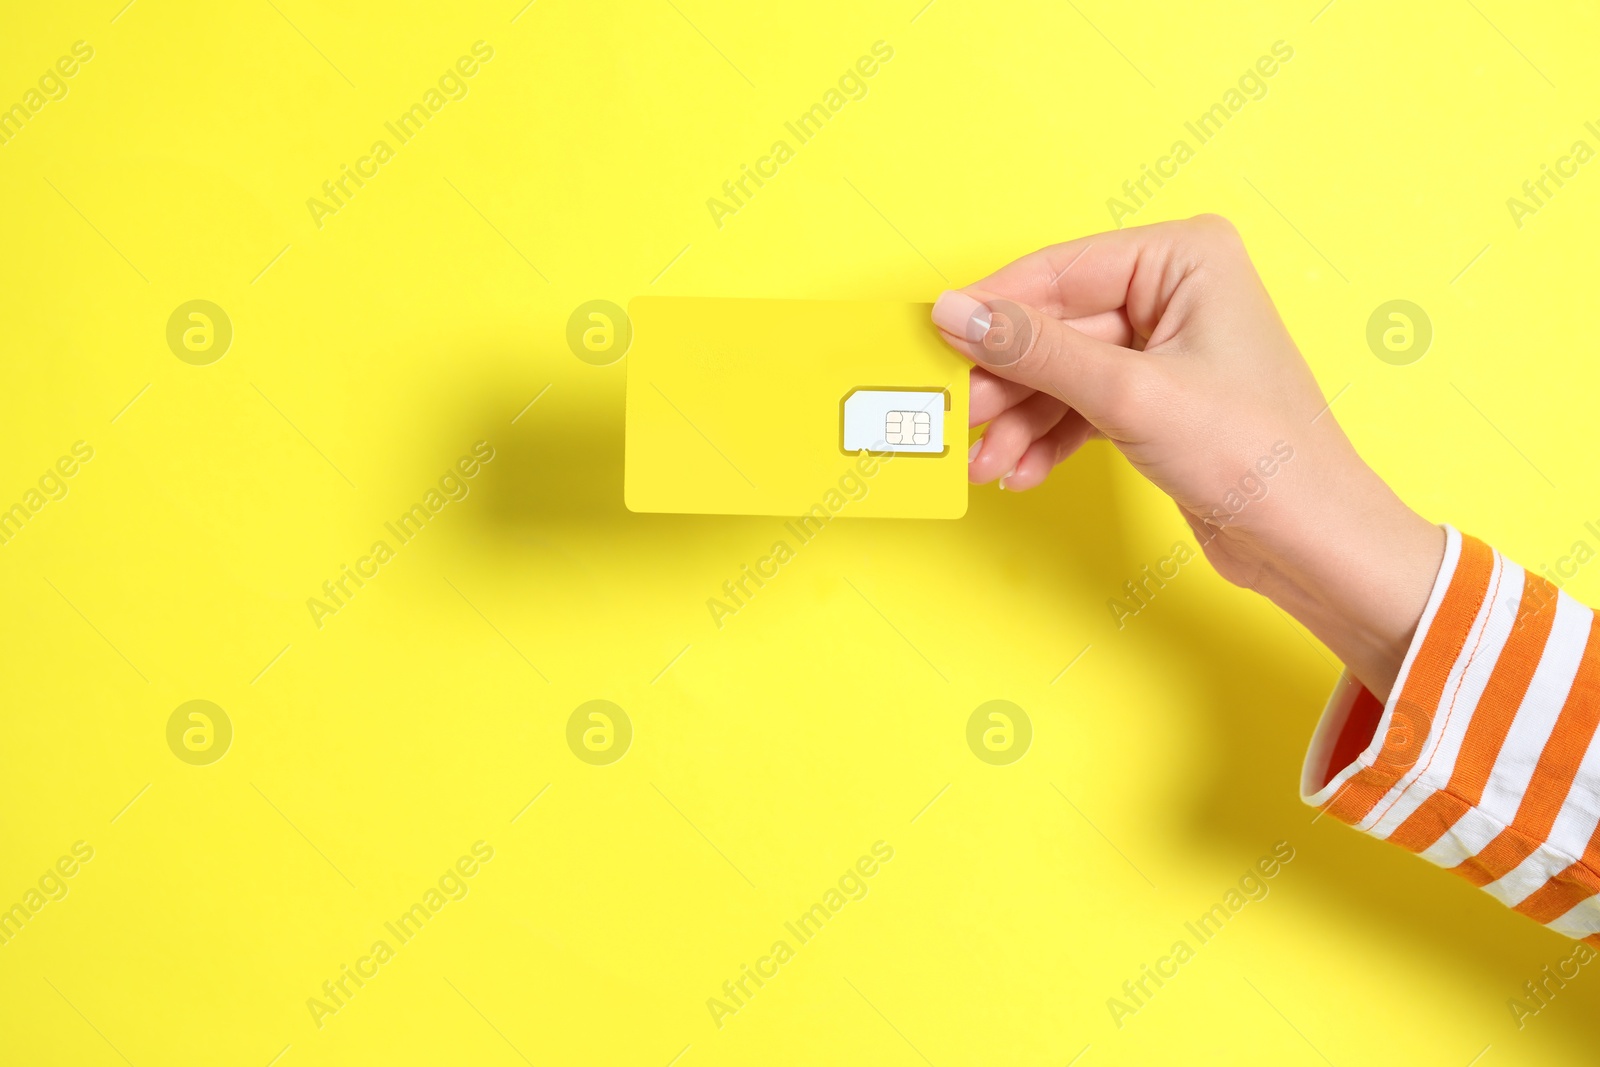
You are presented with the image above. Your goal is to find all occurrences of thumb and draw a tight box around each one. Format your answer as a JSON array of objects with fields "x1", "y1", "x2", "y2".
[{"x1": 932, "y1": 288, "x2": 1134, "y2": 423}]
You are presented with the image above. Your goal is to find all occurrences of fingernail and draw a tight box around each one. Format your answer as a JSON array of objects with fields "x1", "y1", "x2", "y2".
[
  {"x1": 932, "y1": 291, "x2": 991, "y2": 343},
  {"x1": 998, "y1": 467, "x2": 1016, "y2": 490},
  {"x1": 968, "y1": 438, "x2": 983, "y2": 462}
]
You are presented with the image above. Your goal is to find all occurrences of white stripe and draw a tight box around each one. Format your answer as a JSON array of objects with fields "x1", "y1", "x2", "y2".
[
  {"x1": 1477, "y1": 593, "x2": 1593, "y2": 823},
  {"x1": 1546, "y1": 680, "x2": 1600, "y2": 858},
  {"x1": 1366, "y1": 561, "x2": 1523, "y2": 839},
  {"x1": 1356, "y1": 549, "x2": 1507, "y2": 834},
  {"x1": 1418, "y1": 807, "x2": 1507, "y2": 869},
  {"x1": 1481, "y1": 596, "x2": 1599, "y2": 907},
  {"x1": 1417, "y1": 588, "x2": 1593, "y2": 879},
  {"x1": 1547, "y1": 893, "x2": 1600, "y2": 939},
  {"x1": 1491, "y1": 843, "x2": 1592, "y2": 910}
]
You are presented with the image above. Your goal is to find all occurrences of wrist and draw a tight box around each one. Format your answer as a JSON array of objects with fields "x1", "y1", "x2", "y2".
[{"x1": 1252, "y1": 460, "x2": 1446, "y2": 702}]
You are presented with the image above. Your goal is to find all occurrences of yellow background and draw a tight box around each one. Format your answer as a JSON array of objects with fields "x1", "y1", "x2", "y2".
[{"x1": 2, "y1": 0, "x2": 1599, "y2": 1064}]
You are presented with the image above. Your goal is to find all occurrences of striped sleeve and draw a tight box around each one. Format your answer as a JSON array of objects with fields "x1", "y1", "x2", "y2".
[{"x1": 1301, "y1": 524, "x2": 1600, "y2": 944}]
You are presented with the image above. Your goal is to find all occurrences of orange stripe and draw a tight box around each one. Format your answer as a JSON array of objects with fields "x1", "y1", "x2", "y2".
[
  {"x1": 1452, "y1": 617, "x2": 1600, "y2": 886},
  {"x1": 1387, "y1": 571, "x2": 1561, "y2": 854},
  {"x1": 1515, "y1": 859, "x2": 1600, "y2": 925},
  {"x1": 1323, "y1": 536, "x2": 1497, "y2": 826},
  {"x1": 1383, "y1": 792, "x2": 1473, "y2": 855},
  {"x1": 1457, "y1": 828, "x2": 1547, "y2": 888}
]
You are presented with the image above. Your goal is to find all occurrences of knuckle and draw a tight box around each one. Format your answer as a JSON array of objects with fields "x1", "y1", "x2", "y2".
[
  {"x1": 1182, "y1": 214, "x2": 1242, "y2": 255},
  {"x1": 1178, "y1": 213, "x2": 1248, "y2": 273},
  {"x1": 1190, "y1": 212, "x2": 1240, "y2": 239}
]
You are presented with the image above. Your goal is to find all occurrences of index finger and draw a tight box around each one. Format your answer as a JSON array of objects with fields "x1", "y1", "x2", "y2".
[{"x1": 960, "y1": 215, "x2": 1235, "y2": 327}]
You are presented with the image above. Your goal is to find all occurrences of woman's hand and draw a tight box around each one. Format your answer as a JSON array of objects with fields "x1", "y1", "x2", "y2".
[{"x1": 932, "y1": 215, "x2": 1445, "y2": 702}]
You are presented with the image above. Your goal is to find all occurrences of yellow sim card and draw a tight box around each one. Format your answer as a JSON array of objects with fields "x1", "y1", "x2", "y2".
[{"x1": 624, "y1": 298, "x2": 969, "y2": 519}]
